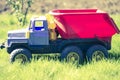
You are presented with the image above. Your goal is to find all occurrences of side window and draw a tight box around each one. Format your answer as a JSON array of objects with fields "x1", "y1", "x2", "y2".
[{"x1": 34, "y1": 21, "x2": 45, "y2": 31}]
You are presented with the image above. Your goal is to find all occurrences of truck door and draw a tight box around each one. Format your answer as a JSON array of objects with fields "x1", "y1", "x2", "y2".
[{"x1": 29, "y1": 20, "x2": 49, "y2": 45}]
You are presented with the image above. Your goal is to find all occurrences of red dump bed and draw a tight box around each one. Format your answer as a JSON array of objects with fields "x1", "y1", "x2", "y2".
[{"x1": 50, "y1": 9, "x2": 119, "y2": 39}]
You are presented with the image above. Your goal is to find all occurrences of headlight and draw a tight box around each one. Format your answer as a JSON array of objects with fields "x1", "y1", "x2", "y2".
[{"x1": 25, "y1": 31, "x2": 30, "y2": 38}]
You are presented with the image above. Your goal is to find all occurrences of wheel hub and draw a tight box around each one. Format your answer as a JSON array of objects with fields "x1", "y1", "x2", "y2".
[
  {"x1": 92, "y1": 51, "x2": 104, "y2": 61},
  {"x1": 67, "y1": 52, "x2": 80, "y2": 63},
  {"x1": 15, "y1": 54, "x2": 28, "y2": 63}
]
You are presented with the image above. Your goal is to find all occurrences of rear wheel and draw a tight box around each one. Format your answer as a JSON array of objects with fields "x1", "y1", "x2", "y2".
[
  {"x1": 10, "y1": 48, "x2": 32, "y2": 63},
  {"x1": 86, "y1": 45, "x2": 108, "y2": 62},
  {"x1": 61, "y1": 46, "x2": 84, "y2": 64}
]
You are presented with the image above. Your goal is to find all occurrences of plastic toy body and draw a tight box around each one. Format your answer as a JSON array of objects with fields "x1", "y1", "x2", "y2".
[{"x1": 0, "y1": 9, "x2": 119, "y2": 63}]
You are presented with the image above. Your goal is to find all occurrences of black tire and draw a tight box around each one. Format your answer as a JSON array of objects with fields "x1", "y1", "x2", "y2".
[
  {"x1": 61, "y1": 46, "x2": 84, "y2": 64},
  {"x1": 10, "y1": 48, "x2": 32, "y2": 63},
  {"x1": 86, "y1": 45, "x2": 108, "y2": 62}
]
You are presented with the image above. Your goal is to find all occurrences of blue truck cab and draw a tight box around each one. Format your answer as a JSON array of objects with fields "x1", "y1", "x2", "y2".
[
  {"x1": 28, "y1": 16, "x2": 49, "y2": 45},
  {"x1": 7, "y1": 16, "x2": 49, "y2": 51}
]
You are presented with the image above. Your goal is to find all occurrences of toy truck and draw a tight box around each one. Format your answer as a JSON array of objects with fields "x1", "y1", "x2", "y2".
[{"x1": 0, "y1": 9, "x2": 119, "y2": 63}]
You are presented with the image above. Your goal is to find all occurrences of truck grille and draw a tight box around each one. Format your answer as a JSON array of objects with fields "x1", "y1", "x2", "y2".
[{"x1": 8, "y1": 33, "x2": 25, "y2": 39}]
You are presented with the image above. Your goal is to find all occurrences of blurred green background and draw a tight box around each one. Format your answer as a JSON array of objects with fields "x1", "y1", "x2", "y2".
[{"x1": 0, "y1": 0, "x2": 120, "y2": 14}]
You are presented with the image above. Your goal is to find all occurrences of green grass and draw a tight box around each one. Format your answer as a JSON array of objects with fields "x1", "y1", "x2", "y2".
[{"x1": 0, "y1": 14, "x2": 120, "y2": 80}]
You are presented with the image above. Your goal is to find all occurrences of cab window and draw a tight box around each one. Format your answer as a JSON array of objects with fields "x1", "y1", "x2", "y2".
[{"x1": 34, "y1": 21, "x2": 44, "y2": 31}]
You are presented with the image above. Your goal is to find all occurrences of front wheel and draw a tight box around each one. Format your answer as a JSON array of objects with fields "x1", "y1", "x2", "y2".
[
  {"x1": 61, "y1": 46, "x2": 84, "y2": 64},
  {"x1": 86, "y1": 45, "x2": 108, "y2": 62},
  {"x1": 10, "y1": 48, "x2": 32, "y2": 63}
]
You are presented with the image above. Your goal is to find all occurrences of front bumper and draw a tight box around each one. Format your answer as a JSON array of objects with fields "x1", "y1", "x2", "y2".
[{"x1": 0, "y1": 43, "x2": 5, "y2": 49}]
